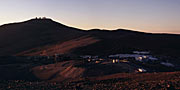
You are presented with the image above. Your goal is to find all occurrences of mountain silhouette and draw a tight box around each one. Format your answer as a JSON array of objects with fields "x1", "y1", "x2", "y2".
[{"x1": 0, "y1": 18, "x2": 180, "y2": 56}]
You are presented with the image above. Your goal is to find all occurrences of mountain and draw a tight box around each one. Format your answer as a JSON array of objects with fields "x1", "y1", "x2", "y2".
[
  {"x1": 0, "y1": 18, "x2": 180, "y2": 57},
  {"x1": 0, "y1": 18, "x2": 89, "y2": 56}
]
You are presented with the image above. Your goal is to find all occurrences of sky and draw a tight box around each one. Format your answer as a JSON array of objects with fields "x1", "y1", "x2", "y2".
[{"x1": 0, "y1": 0, "x2": 180, "y2": 34}]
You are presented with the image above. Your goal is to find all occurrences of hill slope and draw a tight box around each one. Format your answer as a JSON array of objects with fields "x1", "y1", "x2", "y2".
[
  {"x1": 0, "y1": 18, "x2": 180, "y2": 56},
  {"x1": 0, "y1": 18, "x2": 88, "y2": 56},
  {"x1": 75, "y1": 30, "x2": 180, "y2": 56}
]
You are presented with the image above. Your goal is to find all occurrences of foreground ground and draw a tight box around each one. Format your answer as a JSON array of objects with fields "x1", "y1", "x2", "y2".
[
  {"x1": 1, "y1": 72, "x2": 180, "y2": 90},
  {"x1": 0, "y1": 57, "x2": 180, "y2": 89}
]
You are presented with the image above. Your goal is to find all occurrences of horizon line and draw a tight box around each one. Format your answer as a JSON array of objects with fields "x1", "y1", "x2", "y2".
[{"x1": 0, "y1": 17, "x2": 180, "y2": 35}]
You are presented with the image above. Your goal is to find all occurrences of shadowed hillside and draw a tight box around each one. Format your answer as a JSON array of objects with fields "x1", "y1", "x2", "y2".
[
  {"x1": 0, "y1": 18, "x2": 180, "y2": 57},
  {"x1": 0, "y1": 18, "x2": 87, "y2": 56},
  {"x1": 75, "y1": 29, "x2": 180, "y2": 56}
]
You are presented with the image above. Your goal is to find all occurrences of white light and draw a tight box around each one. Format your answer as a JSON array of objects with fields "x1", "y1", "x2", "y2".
[{"x1": 113, "y1": 60, "x2": 116, "y2": 63}]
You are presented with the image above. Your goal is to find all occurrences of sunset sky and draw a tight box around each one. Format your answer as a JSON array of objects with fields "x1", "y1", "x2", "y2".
[{"x1": 0, "y1": 0, "x2": 180, "y2": 34}]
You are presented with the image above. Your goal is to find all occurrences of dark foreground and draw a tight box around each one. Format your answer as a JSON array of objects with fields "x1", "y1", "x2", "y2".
[{"x1": 1, "y1": 72, "x2": 180, "y2": 90}]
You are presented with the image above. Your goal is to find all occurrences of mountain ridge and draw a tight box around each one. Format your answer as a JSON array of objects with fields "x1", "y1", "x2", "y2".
[{"x1": 2, "y1": 18, "x2": 180, "y2": 35}]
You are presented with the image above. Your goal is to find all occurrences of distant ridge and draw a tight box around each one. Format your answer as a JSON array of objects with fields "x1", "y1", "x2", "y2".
[{"x1": 0, "y1": 18, "x2": 180, "y2": 56}]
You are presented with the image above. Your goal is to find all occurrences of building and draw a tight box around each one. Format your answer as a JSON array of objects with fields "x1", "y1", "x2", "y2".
[
  {"x1": 80, "y1": 55, "x2": 92, "y2": 59},
  {"x1": 137, "y1": 68, "x2": 147, "y2": 72},
  {"x1": 109, "y1": 53, "x2": 158, "y2": 62},
  {"x1": 133, "y1": 51, "x2": 150, "y2": 55},
  {"x1": 161, "y1": 62, "x2": 174, "y2": 67}
]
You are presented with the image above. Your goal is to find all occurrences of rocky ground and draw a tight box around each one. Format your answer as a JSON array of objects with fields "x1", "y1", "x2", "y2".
[{"x1": 1, "y1": 72, "x2": 180, "y2": 90}]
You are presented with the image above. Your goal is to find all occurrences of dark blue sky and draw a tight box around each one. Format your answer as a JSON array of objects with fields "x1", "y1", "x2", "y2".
[{"x1": 1, "y1": 0, "x2": 180, "y2": 33}]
